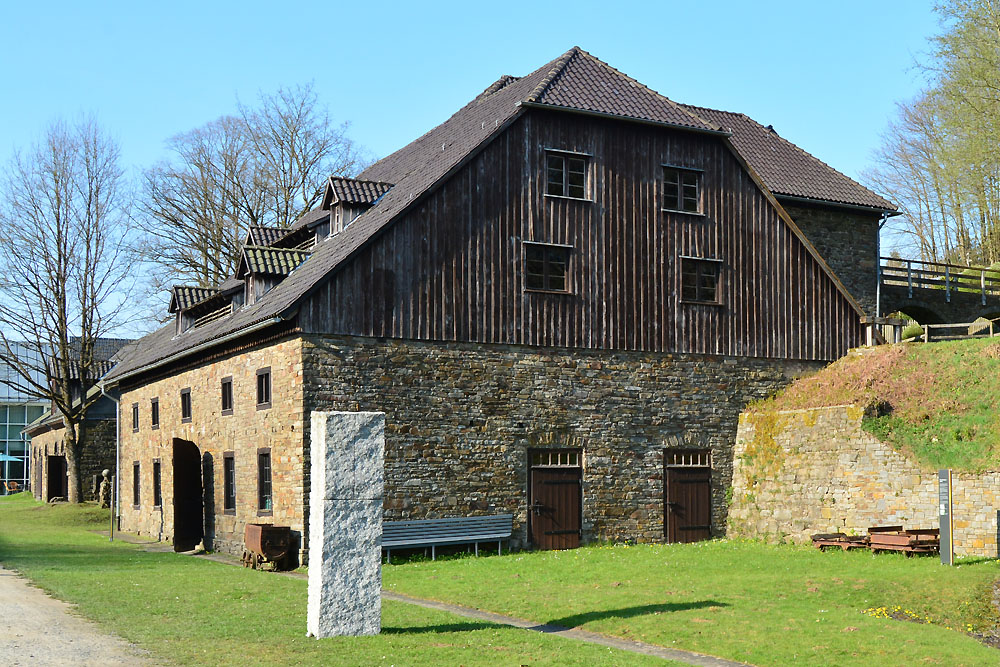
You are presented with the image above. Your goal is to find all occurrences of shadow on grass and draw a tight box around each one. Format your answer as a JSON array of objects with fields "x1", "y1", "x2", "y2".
[
  {"x1": 547, "y1": 600, "x2": 729, "y2": 629},
  {"x1": 382, "y1": 621, "x2": 503, "y2": 634}
]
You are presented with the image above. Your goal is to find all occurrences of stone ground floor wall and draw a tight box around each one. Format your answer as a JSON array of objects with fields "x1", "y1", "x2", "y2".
[
  {"x1": 730, "y1": 405, "x2": 1000, "y2": 557},
  {"x1": 303, "y1": 335, "x2": 821, "y2": 549},
  {"x1": 30, "y1": 419, "x2": 116, "y2": 502}
]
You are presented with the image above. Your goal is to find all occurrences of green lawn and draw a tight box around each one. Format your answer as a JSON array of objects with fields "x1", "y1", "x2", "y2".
[
  {"x1": 0, "y1": 495, "x2": 664, "y2": 666},
  {"x1": 4, "y1": 494, "x2": 999, "y2": 665},
  {"x1": 383, "y1": 539, "x2": 1000, "y2": 666}
]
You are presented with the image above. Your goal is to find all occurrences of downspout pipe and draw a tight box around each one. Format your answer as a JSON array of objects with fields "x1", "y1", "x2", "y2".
[{"x1": 98, "y1": 381, "x2": 119, "y2": 542}]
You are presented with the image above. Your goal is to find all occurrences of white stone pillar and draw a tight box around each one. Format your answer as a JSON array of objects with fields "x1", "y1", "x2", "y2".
[{"x1": 307, "y1": 411, "x2": 384, "y2": 638}]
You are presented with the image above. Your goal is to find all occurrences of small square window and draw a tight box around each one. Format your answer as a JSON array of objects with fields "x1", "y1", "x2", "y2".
[
  {"x1": 524, "y1": 243, "x2": 571, "y2": 293},
  {"x1": 256, "y1": 368, "x2": 271, "y2": 410},
  {"x1": 180, "y1": 388, "x2": 192, "y2": 423},
  {"x1": 221, "y1": 377, "x2": 233, "y2": 415},
  {"x1": 663, "y1": 167, "x2": 702, "y2": 213},
  {"x1": 152, "y1": 459, "x2": 162, "y2": 508},
  {"x1": 132, "y1": 461, "x2": 140, "y2": 508},
  {"x1": 257, "y1": 448, "x2": 272, "y2": 514},
  {"x1": 223, "y1": 452, "x2": 236, "y2": 513},
  {"x1": 545, "y1": 152, "x2": 588, "y2": 199},
  {"x1": 131, "y1": 403, "x2": 139, "y2": 433},
  {"x1": 150, "y1": 398, "x2": 159, "y2": 430},
  {"x1": 681, "y1": 257, "x2": 722, "y2": 304}
]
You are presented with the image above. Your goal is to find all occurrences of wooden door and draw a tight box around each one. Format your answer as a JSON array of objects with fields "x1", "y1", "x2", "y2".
[
  {"x1": 529, "y1": 466, "x2": 581, "y2": 550},
  {"x1": 665, "y1": 466, "x2": 711, "y2": 543}
]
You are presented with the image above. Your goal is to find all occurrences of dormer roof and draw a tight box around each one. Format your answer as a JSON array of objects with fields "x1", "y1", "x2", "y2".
[
  {"x1": 238, "y1": 246, "x2": 311, "y2": 278},
  {"x1": 168, "y1": 286, "x2": 219, "y2": 314},
  {"x1": 321, "y1": 176, "x2": 393, "y2": 210}
]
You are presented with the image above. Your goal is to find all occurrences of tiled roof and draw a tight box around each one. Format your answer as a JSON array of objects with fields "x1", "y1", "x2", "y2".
[
  {"x1": 246, "y1": 226, "x2": 289, "y2": 247},
  {"x1": 524, "y1": 48, "x2": 720, "y2": 133},
  {"x1": 240, "y1": 246, "x2": 311, "y2": 277},
  {"x1": 683, "y1": 105, "x2": 895, "y2": 210},
  {"x1": 289, "y1": 208, "x2": 331, "y2": 231},
  {"x1": 168, "y1": 286, "x2": 219, "y2": 313},
  {"x1": 63, "y1": 359, "x2": 116, "y2": 381},
  {"x1": 106, "y1": 47, "x2": 882, "y2": 382},
  {"x1": 324, "y1": 176, "x2": 393, "y2": 207}
]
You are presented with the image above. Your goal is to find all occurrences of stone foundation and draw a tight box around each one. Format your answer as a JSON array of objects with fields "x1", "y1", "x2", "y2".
[
  {"x1": 304, "y1": 335, "x2": 821, "y2": 548},
  {"x1": 730, "y1": 404, "x2": 1000, "y2": 557}
]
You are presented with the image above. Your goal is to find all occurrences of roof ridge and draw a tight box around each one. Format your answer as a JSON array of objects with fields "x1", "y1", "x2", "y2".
[
  {"x1": 523, "y1": 46, "x2": 580, "y2": 103},
  {"x1": 567, "y1": 47, "x2": 722, "y2": 132}
]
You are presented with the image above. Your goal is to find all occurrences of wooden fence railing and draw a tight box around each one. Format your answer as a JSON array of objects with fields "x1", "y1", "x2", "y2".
[{"x1": 879, "y1": 257, "x2": 1000, "y2": 305}]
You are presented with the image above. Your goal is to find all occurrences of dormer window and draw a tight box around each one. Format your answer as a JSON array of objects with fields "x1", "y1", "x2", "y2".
[{"x1": 545, "y1": 151, "x2": 589, "y2": 200}]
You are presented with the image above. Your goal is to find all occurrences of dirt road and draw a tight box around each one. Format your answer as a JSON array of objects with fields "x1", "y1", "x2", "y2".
[{"x1": 0, "y1": 566, "x2": 154, "y2": 666}]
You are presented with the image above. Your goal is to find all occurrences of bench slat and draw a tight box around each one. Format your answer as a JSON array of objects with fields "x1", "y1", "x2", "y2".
[{"x1": 382, "y1": 514, "x2": 513, "y2": 551}]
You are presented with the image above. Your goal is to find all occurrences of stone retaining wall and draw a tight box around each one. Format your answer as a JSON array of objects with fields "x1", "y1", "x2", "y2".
[{"x1": 730, "y1": 405, "x2": 1000, "y2": 557}]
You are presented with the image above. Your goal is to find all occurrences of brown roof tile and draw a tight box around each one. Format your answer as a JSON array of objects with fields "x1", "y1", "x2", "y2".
[
  {"x1": 526, "y1": 48, "x2": 720, "y2": 133},
  {"x1": 683, "y1": 105, "x2": 894, "y2": 210}
]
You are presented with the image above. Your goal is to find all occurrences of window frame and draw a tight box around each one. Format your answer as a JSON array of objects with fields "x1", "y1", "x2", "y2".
[
  {"x1": 180, "y1": 387, "x2": 192, "y2": 423},
  {"x1": 662, "y1": 165, "x2": 704, "y2": 215},
  {"x1": 221, "y1": 376, "x2": 233, "y2": 416},
  {"x1": 152, "y1": 458, "x2": 162, "y2": 508},
  {"x1": 150, "y1": 397, "x2": 159, "y2": 430},
  {"x1": 131, "y1": 402, "x2": 139, "y2": 433},
  {"x1": 679, "y1": 255, "x2": 724, "y2": 306},
  {"x1": 223, "y1": 451, "x2": 236, "y2": 514},
  {"x1": 132, "y1": 461, "x2": 140, "y2": 508},
  {"x1": 257, "y1": 448, "x2": 272, "y2": 516},
  {"x1": 544, "y1": 149, "x2": 591, "y2": 201},
  {"x1": 523, "y1": 241, "x2": 572, "y2": 294},
  {"x1": 256, "y1": 368, "x2": 271, "y2": 410}
]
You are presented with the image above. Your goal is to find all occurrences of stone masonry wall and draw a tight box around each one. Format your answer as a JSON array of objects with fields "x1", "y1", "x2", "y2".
[
  {"x1": 303, "y1": 335, "x2": 821, "y2": 548},
  {"x1": 117, "y1": 337, "x2": 306, "y2": 559},
  {"x1": 30, "y1": 418, "x2": 116, "y2": 502},
  {"x1": 785, "y1": 203, "x2": 881, "y2": 317},
  {"x1": 730, "y1": 405, "x2": 1000, "y2": 557}
]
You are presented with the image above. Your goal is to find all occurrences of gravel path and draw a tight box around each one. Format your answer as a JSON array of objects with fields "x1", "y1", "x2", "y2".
[{"x1": 0, "y1": 567, "x2": 154, "y2": 666}]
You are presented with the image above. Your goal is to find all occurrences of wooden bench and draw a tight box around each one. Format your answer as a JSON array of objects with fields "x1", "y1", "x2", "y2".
[{"x1": 382, "y1": 514, "x2": 513, "y2": 561}]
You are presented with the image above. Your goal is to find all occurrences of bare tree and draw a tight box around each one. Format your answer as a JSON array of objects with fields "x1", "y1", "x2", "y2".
[
  {"x1": 138, "y1": 82, "x2": 367, "y2": 291},
  {"x1": 0, "y1": 119, "x2": 136, "y2": 503}
]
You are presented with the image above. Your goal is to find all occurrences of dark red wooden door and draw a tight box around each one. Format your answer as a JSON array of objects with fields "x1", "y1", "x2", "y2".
[
  {"x1": 665, "y1": 467, "x2": 711, "y2": 543},
  {"x1": 529, "y1": 467, "x2": 581, "y2": 549}
]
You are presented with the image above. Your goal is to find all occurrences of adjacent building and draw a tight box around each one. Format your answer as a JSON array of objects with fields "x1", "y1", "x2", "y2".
[
  {"x1": 104, "y1": 47, "x2": 895, "y2": 561},
  {"x1": 0, "y1": 343, "x2": 47, "y2": 494}
]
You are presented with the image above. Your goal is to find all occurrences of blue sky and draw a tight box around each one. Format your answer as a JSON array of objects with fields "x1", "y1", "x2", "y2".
[{"x1": 1, "y1": 1, "x2": 938, "y2": 187}]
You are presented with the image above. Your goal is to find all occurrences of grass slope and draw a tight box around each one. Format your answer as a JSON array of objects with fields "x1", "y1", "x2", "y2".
[
  {"x1": 384, "y1": 540, "x2": 1000, "y2": 666},
  {"x1": 760, "y1": 338, "x2": 1000, "y2": 471},
  {"x1": 0, "y1": 495, "x2": 665, "y2": 666}
]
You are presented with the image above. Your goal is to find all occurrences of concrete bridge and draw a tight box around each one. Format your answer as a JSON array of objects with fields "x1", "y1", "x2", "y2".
[{"x1": 879, "y1": 257, "x2": 1000, "y2": 324}]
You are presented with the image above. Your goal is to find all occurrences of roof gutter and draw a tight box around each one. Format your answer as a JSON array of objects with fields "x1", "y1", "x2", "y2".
[
  {"x1": 105, "y1": 316, "x2": 285, "y2": 387},
  {"x1": 518, "y1": 101, "x2": 732, "y2": 138},
  {"x1": 775, "y1": 193, "x2": 900, "y2": 216}
]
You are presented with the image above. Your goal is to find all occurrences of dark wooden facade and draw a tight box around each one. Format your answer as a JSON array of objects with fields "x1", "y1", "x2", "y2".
[{"x1": 297, "y1": 108, "x2": 863, "y2": 361}]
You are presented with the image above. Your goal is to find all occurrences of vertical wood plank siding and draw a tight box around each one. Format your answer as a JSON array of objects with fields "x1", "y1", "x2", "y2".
[{"x1": 298, "y1": 109, "x2": 863, "y2": 361}]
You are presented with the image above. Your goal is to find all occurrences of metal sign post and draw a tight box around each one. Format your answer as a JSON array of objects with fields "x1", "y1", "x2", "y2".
[{"x1": 939, "y1": 469, "x2": 954, "y2": 566}]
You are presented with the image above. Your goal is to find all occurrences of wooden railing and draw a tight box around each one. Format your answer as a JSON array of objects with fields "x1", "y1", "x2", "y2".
[
  {"x1": 880, "y1": 257, "x2": 1000, "y2": 305},
  {"x1": 920, "y1": 318, "x2": 1000, "y2": 343}
]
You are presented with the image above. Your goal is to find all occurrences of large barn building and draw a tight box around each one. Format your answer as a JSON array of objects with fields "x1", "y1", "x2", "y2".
[{"x1": 104, "y1": 47, "x2": 895, "y2": 562}]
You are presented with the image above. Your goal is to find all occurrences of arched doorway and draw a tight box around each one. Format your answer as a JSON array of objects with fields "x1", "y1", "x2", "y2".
[{"x1": 172, "y1": 438, "x2": 203, "y2": 552}]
